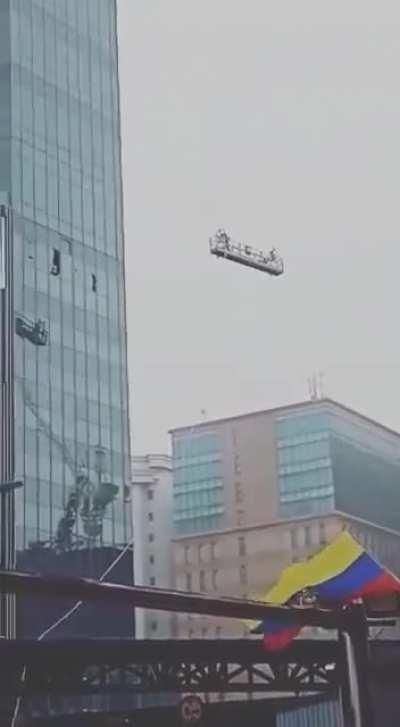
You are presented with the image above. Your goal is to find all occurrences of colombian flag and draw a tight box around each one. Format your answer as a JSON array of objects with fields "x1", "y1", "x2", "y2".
[{"x1": 255, "y1": 531, "x2": 400, "y2": 651}]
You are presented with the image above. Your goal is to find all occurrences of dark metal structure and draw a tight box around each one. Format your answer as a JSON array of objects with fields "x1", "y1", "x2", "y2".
[
  {"x1": 0, "y1": 638, "x2": 341, "y2": 698},
  {"x1": 1, "y1": 569, "x2": 396, "y2": 726},
  {"x1": 0, "y1": 569, "x2": 348, "y2": 629},
  {"x1": 1, "y1": 636, "x2": 400, "y2": 725}
]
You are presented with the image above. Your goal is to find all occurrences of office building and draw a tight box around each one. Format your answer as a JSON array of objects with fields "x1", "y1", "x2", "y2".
[
  {"x1": 0, "y1": 0, "x2": 131, "y2": 638},
  {"x1": 171, "y1": 398, "x2": 400, "y2": 536},
  {"x1": 132, "y1": 454, "x2": 173, "y2": 639}
]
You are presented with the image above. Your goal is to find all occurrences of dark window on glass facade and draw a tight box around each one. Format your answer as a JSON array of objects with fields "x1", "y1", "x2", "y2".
[
  {"x1": 149, "y1": 554, "x2": 154, "y2": 565},
  {"x1": 91, "y1": 273, "x2": 97, "y2": 292},
  {"x1": 148, "y1": 533, "x2": 154, "y2": 543},
  {"x1": 150, "y1": 576, "x2": 156, "y2": 586},
  {"x1": 147, "y1": 490, "x2": 154, "y2": 501},
  {"x1": 50, "y1": 248, "x2": 60, "y2": 275},
  {"x1": 148, "y1": 512, "x2": 153, "y2": 522},
  {"x1": 238, "y1": 536, "x2": 246, "y2": 557},
  {"x1": 151, "y1": 620, "x2": 157, "y2": 632}
]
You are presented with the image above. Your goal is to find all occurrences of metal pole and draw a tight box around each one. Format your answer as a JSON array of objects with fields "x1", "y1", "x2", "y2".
[
  {"x1": 0, "y1": 481, "x2": 23, "y2": 640},
  {"x1": 346, "y1": 603, "x2": 374, "y2": 727},
  {"x1": 0, "y1": 205, "x2": 18, "y2": 640},
  {"x1": 339, "y1": 630, "x2": 356, "y2": 727}
]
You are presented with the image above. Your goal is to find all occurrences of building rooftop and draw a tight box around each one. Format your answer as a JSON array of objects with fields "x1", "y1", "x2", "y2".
[
  {"x1": 131, "y1": 454, "x2": 172, "y2": 484},
  {"x1": 170, "y1": 397, "x2": 400, "y2": 441},
  {"x1": 172, "y1": 510, "x2": 400, "y2": 543}
]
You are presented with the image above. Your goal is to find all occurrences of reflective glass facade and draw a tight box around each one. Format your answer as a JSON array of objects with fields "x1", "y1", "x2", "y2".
[
  {"x1": 0, "y1": 0, "x2": 130, "y2": 552},
  {"x1": 277, "y1": 413, "x2": 334, "y2": 518},
  {"x1": 173, "y1": 432, "x2": 224, "y2": 535},
  {"x1": 277, "y1": 406, "x2": 400, "y2": 528}
]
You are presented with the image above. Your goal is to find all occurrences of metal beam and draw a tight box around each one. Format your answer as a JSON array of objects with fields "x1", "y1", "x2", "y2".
[{"x1": 0, "y1": 569, "x2": 347, "y2": 629}]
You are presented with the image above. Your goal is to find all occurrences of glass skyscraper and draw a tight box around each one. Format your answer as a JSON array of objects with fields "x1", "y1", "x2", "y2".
[{"x1": 0, "y1": 0, "x2": 131, "y2": 636}]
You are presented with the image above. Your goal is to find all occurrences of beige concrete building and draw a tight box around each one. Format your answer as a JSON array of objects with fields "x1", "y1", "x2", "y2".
[
  {"x1": 132, "y1": 454, "x2": 173, "y2": 639},
  {"x1": 172, "y1": 511, "x2": 400, "y2": 639},
  {"x1": 171, "y1": 399, "x2": 400, "y2": 639}
]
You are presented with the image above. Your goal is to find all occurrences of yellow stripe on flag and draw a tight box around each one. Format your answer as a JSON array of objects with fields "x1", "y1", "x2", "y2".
[
  {"x1": 244, "y1": 531, "x2": 363, "y2": 629},
  {"x1": 263, "y1": 531, "x2": 363, "y2": 605}
]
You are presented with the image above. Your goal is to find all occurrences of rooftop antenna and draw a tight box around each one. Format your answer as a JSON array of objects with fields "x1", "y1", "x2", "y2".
[
  {"x1": 308, "y1": 371, "x2": 325, "y2": 401},
  {"x1": 308, "y1": 374, "x2": 318, "y2": 401},
  {"x1": 318, "y1": 370, "x2": 325, "y2": 398}
]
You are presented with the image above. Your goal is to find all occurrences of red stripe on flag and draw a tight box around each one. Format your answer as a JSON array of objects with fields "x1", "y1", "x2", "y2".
[{"x1": 263, "y1": 625, "x2": 301, "y2": 652}]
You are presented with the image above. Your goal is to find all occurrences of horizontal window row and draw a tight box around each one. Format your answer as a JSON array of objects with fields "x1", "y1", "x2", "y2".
[
  {"x1": 277, "y1": 413, "x2": 329, "y2": 439},
  {"x1": 280, "y1": 495, "x2": 335, "y2": 519},
  {"x1": 174, "y1": 491, "x2": 224, "y2": 514},
  {"x1": 280, "y1": 485, "x2": 334, "y2": 504},
  {"x1": 279, "y1": 464, "x2": 333, "y2": 492},
  {"x1": 173, "y1": 463, "x2": 222, "y2": 486},
  {"x1": 173, "y1": 433, "x2": 221, "y2": 460},
  {"x1": 278, "y1": 439, "x2": 330, "y2": 466},
  {"x1": 276, "y1": 430, "x2": 329, "y2": 449},
  {"x1": 173, "y1": 454, "x2": 222, "y2": 471},
  {"x1": 173, "y1": 479, "x2": 223, "y2": 496},
  {"x1": 174, "y1": 514, "x2": 223, "y2": 536},
  {"x1": 174, "y1": 505, "x2": 224, "y2": 523},
  {"x1": 279, "y1": 457, "x2": 332, "y2": 476}
]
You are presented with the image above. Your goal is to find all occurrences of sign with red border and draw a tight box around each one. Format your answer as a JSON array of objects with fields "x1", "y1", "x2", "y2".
[{"x1": 180, "y1": 695, "x2": 204, "y2": 724}]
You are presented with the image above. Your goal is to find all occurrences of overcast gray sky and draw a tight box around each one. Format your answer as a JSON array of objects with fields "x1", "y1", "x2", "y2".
[{"x1": 117, "y1": 0, "x2": 400, "y2": 455}]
